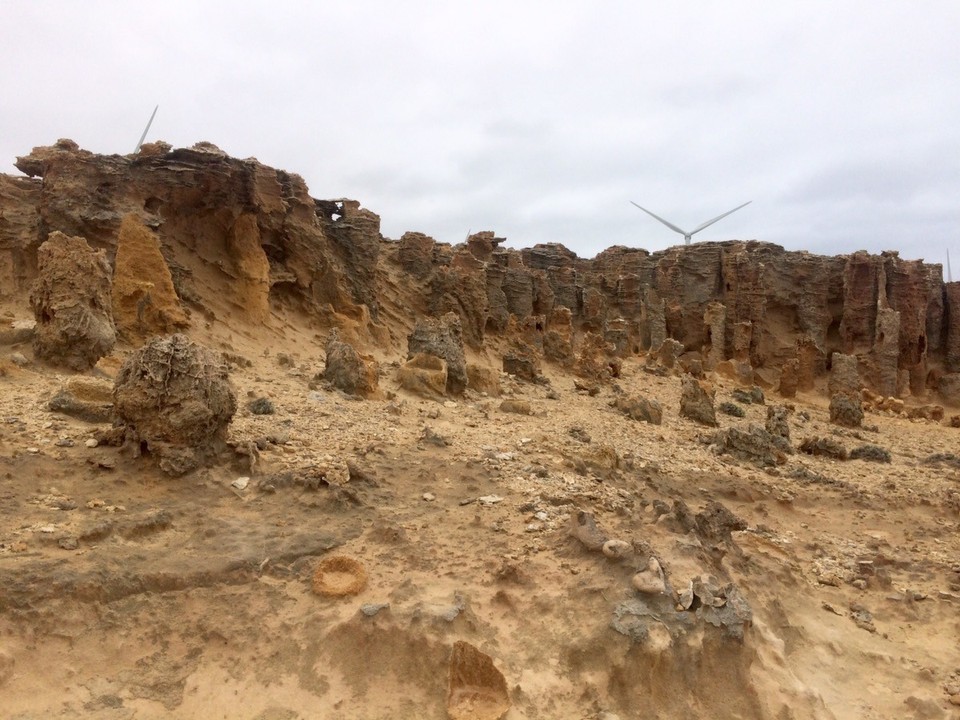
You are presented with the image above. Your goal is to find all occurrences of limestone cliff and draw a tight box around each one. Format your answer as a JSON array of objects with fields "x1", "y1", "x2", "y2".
[{"x1": 2, "y1": 139, "x2": 958, "y2": 405}]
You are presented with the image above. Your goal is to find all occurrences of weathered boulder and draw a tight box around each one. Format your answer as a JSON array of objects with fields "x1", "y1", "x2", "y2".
[
  {"x1": 799, "y1": 436, "x2": 848, "y2": 460},
  {"x1": 502, "y1": 345, "x2": 542, "y2": 382},
  {"x1": 0, "y1": 319, "x2": 35, "y2": 346},
  {"x1": 849, "y1": 444, "x2": 892, "y2": 463},
  {"x1": 112, "y1": 214, "x2": 189, "y2": 343},
  {"x1": 615, "y1": 394, "x2": 663, "y2": 425},
  {"x1": 654, "y1": 338, "x2": 684, "y2": 371},
  {"x1": 30, "y1": 232, "x2": 115, "y2": 370},
  {"x1": 765, "y1": 405, "x2": 791, "y2": 441},
  {"x1": 113, "y1": 334, "x2": 237, "y2": 475},
  {"x1": 407, "y1": 313, "x2": 467, "y2": 395},
  {"x1": 542, "y1": 306, "x2": 574, "y2": 365},
  {"x1": 777, "y1": 358, "x2": 799, "y2": 398},
  {"x1": 323, "y1": 329, "x2": 379, "y2": 398},
  {"x1": 710, "y1": 424, "x2": 789, "y2": 466},
  {"x1": 397, "y1": 353, "x2": 448, "y2": 398},
  {"x1": 679, "y1": 374, "x2": 717, "y2": 426},
  {"x1": 397, "y1": 231, "x2": 436, "y2": 279},
  {"x1": 829, "y1": 393, "x2": 863, "y2": 428}
]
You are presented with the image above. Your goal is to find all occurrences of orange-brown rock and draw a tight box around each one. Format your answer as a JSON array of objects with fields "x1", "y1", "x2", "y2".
[
  {"x1": 323, "y1": 329, "x2": 380, "y2": 399},
  {"x1": 112, "y1": 215, "x2": 189, "y2": 342}
]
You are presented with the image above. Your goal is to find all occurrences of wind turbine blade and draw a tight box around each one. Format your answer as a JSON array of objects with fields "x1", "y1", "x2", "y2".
[
  {"x1": 630, "y1": 201, "x2": 689, "y2": 236},
  {"x1": 689, "y1": 201, "x2": 752, "y2": 236},
  {"x1": 134, "y1": 105, "x2": 159, "y2": 154}
]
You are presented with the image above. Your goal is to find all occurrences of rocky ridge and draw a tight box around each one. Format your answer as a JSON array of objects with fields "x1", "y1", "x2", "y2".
[{"x1": 2, "y1": 139, "x2": 959, "y2": 407}]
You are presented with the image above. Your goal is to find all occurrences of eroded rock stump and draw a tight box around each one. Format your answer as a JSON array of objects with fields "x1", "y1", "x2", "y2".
[{"x1": 113, "y1": 334, "x2": 236, "y2": 475}]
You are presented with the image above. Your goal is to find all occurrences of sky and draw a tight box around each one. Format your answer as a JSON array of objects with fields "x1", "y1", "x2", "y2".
[{"x1": 2, "y1": 2, "x2": 958, "y2": 273}]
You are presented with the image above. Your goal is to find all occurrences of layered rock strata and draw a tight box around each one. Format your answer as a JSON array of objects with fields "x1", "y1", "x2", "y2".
[{"x1": 3, "y1": 140, "x2": 958, "y2": 404}]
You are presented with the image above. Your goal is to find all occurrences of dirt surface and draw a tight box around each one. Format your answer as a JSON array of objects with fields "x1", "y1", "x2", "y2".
[{"x1": 1, "y1": 301, "x2": 959, "y2": 720}]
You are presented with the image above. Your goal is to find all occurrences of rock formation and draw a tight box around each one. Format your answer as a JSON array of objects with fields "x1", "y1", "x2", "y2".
[
  {"x1": 679, "y1": 374, "x2": 718, "y2": 426},
  {"x1": 113, "y1": 334, "x2": 237, "y2": 475},
  {"x1": 4, "y1": 140, "x2": 960, "y2": 405},
  {"x1": 407, "y1": 313, "x2": 467, "y2": 396},
  {"x1": 323, "y1": 329, "x2": 380, "y2": 398},
  {"x1": 29, "y1": 231, "x2": 115, "y2": 370},
  {"x1": 112, "y1": 214, "x2": 189, "y2": 342}
]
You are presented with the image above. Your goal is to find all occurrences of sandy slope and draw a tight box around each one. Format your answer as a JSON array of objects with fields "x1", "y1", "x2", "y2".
[{"x1": 1, "y1": 302, "x2": 959, "y2": 720}]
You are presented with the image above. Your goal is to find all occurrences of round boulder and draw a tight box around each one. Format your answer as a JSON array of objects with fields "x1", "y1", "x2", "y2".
[{"x1": 113, "y1": 334, "x2": 236, "y2": 475}]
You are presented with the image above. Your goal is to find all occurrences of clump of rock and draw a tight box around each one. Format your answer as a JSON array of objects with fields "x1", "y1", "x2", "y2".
[
  {"x1": 718, "y1": 401, "x2": 745, "y2": 418},
  {"x1": 679, "y1": 374, "x2": 717, "y2": 426},
  {"x1": 828, "y1": 352, "x2": 863, "y2": 428},
  {"x1": 849, "y1": 444, "x2": 892, "y2": 463},
  {"x1": 111, "y1": 214, "x2": 189, "y2": 343},
  {"x1": 731, "y1": 386, "x2": 764, "y2": 405},
  {"x1": 246, "y1": 397, "x2": 275, "y2": 415},
  {"x1": 113, "y1": 334, "x2": 237, "y2": 475},
  {"x1": 323, "y1": 328, "x2": 380, "y2": 398},
  {"x1": 632, "y1": 557, "x2": 667, "y2": 595},
  {"x1": 799, "y1": 436, "x2": 848, "y2": 460},
  {"x1": 29, "y1": 232, "x2": 116, "y2": 370},
  {"x1": 710, "y1": 424, "x2": 789, "y2": 466},
  {"x1": 830, "y1": 393, "x2": 864, "y2": 428},
  {"x1": 615, "y1": 394, "x2": 663, "y2": 425},
  {"x1": 447, "y1": 640, "x2": 510, "y2": 720},
  {"x1": 765, "y1": 405, "x2": 791, "y2": 441},
  {"x1": 407, "y1": 313, "x2": 466, "y2": 395},
  {"x1": 502, "y1": 345, "x2": 542, "y2": 383},
  {"x1": 466, "y1": 364, "x2": 500, "y2": 396},
  {"x1": 499, "y1": 399, "x2": 532, "y2": 415},
  {"x1": 398, "y1": 353, "x2": 448, "y2": 398}
]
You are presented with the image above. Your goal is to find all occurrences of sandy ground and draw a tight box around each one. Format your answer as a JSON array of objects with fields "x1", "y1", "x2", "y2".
[{"x1": 1, "y1": 307, "x2": 959, "y2": 720}]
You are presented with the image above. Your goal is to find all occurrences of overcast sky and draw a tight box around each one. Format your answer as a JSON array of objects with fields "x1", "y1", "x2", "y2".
[{"x1": 2, "y1": 2, "x2": 958, "y2": 273}]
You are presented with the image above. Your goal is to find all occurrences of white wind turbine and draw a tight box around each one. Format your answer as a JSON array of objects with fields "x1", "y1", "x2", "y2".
[{"x1": 631, "y1": 200, "x2": 752, "y2": 245}]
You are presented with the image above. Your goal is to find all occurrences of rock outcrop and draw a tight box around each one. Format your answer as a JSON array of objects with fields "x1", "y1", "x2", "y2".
[
  {"x1": 113, "y1": 334, "x2": 237, "y2": 475},
  {"x1": 407, "y1": 313, "x2": 467, "y2": 396},
  {"x1": 4, "y1": 140, "x2": 959, "y2": 405},
  {"x1": 323, "y1": 329, "x2": 380, "y2": 399},
  {"x1": 29, "y1": 231, "x2": 115, "y2": 370},
  {"x1": 112, "y1": 214, "x2": 189, "y2": 342},
  {"x1": 679, "y1": 374, "x2": 718, "y2": 426}
]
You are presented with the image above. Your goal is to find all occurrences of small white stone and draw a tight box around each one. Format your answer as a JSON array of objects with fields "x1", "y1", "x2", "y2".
[
  {"x1": 26, "y1": 447, "x2": 39, "y2": 454},
  {"x1": 443, "y1": 400, "x2": 458, "y2": 408},
  {"x1": 231, "y1": 476, "x2": 250, "y2": 490},
  {"x1": 84, "y1": 438, "x2": 99, "y2": 448},
  {"x1": 422, "y1": 492, "x2": 436, "y2": 502},
  {"x1": 478, "y1": 494, "x2": 504, "y2": 505},
  {"x1": 42, "y1": 421, "x2": 53, "y2": 429}
]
